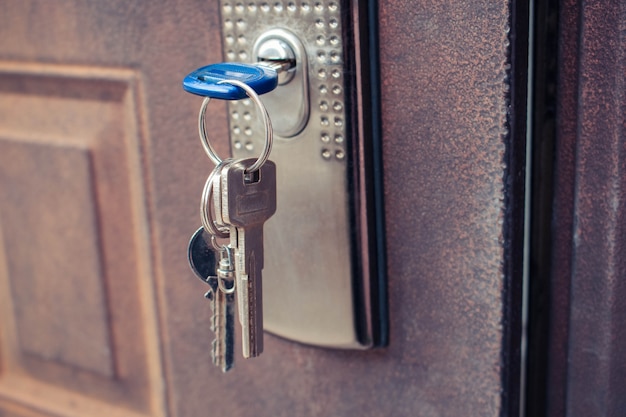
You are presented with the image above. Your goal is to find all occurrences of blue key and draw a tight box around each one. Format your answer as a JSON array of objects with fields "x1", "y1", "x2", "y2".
[{"x1": 183, "y1": 63, "x2": 278, "y2": 100}]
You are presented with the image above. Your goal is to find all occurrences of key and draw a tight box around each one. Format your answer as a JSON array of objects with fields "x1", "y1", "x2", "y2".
[
  {"x1": 187, "y1": 227, "x2": 236, "y2": 372},
  {"x1": 221, "y1": 158, "x2": 277, "y2": 358},
  {"x1": 183, "y1": 62, "x2": 278, "y2": 99},
  {"x1": 211, "y1": 247, "x2": 236, "y2": 372}
]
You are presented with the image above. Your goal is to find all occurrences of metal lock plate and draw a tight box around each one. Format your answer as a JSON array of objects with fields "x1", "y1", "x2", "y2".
[{"x1": 219, "y1": 0, "x2": 387, "y2": 348}]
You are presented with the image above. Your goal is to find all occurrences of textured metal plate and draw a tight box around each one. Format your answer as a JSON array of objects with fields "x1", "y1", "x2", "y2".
[{"x1": 219, "y1": 0, "x2": 386, "y2": 348}]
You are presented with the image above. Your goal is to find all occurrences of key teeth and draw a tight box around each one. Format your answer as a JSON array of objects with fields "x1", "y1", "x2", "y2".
[
  {"x1": 211, "y1": 339, "x2": 219, "y2": 364},
  {"x1": 212, "y1": 337, "x2": 234, "y2": 372},
  {"x1": 211, "y1": 338, "x2": 230, "y2": 372},
  {"x1": 211, "y1": 307, "x2": 228, "y2": 369}
]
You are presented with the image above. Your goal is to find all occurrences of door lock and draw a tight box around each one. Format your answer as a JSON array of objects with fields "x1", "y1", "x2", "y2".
[{"x1": 184, "y1": 1, "x2": 387, "y2": 351}]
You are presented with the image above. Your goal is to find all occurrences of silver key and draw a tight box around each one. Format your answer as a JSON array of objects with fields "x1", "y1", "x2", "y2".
[
  {"x1": 187, "y1": 227, "x2": 236, "y2": 372},
  {"x1": 211, "y1": 246, "x2": 236, "y2": 371},
  {"x1": 221, "y1": 158, "x2": 277, "y2": 358}
]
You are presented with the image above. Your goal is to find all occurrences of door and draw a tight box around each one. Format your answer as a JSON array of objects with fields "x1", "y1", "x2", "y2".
[{"x1": 0, "y1": 1, "x2": 526, "y2": 416}]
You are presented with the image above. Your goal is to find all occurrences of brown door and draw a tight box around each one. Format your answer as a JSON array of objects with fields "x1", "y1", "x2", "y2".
[{"x1": 4, "y1": 0, "x2": 607, "y2": 416}]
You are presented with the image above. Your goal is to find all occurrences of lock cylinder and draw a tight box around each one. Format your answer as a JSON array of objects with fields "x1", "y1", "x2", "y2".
[
  {"x1": 252, "y1": 29, "x2": 309, "y2": 138},
  {"x1": 256, "y1": 38, "x2": 297, "y2": 85}
]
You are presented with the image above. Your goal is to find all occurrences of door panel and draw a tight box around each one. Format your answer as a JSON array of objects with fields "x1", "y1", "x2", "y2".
[
  {"x1": 546, "y1": 0, "x2": 626, "y2": 415},
  {"x1": 0, "y1": 64, "x2": 163, "y2": 417},
  {"x1": 0, "y1": 1, "x2": 523, "y2": 416}
]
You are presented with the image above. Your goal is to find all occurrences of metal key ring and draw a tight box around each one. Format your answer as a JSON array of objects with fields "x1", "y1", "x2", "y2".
[
  {"x1": 217, "y1": 246, "x2": 236, "y2": 294},
  {"x1": 218, "y1": 277, "x2": 236, "y2": 294},
  {"x1": 200, "y1": 160, "x2": 230, "y2": 238},
  {"x1": 208, "y1": 232, "x2": 228, "y2": 252},
  {"x1": 200, "y1": 159, "x2": 233, "y2": 239},
  {"x1": 198, "y1": 80, "x2": 273, "y2": 173}
]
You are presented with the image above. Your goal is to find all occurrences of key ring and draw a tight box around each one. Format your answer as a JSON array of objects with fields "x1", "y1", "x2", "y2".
[
  {"x1": 218, "y1": 276, "x2": 236, "y2": 294},
  {"x1": 198, "y1": 79, "x2": 273, "y2": 173},
  {"x1": 200, "y1": 159, "x2": 233, "y2": 239},
  {"x1": 217, "y1": 246, "x2": 236, "y2": 294},
  {"x1": 208, "y1": 232, "x2": 227, "y2": 252}
]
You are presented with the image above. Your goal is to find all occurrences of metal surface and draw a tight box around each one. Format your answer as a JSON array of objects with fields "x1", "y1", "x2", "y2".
[{"x1": 220, "y1": 0, "x2": 386, "y2": 348}]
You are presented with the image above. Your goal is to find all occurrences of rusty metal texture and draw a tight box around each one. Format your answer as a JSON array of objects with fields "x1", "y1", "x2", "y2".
[
  {"x1": 549, "y1": 0, "x2": 626, "y2": 416},
  {"x1": 376, "y1": 0, "x2": 527, "y2": 415}
]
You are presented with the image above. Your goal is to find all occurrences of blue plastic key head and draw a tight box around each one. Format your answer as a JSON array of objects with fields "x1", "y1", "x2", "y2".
[{"x1": 183, "y1": 63, "x2": 278, "y2": 100}]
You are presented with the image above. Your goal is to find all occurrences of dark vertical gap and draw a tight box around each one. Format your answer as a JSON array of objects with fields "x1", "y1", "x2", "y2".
[
  {"x1": 525, "y1": 0, "x2": 559, "y2": 415},
  {"x1": 342, "y1": 0, "x2": 387, "y2": 347},
  {"x1": 366, "y1": 0, "x2": 388, "y2": 347},
  {"x1": 341, "y1": 0, "x2": 366, "y2": 345},
  {"x1": 503, "y1": 0, "x2": 529, "y2": 414}
]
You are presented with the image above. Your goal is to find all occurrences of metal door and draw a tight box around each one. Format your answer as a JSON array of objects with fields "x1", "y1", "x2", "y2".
[{"x1": 0, "y1": 0, "x2": 565, "y2": 415}]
